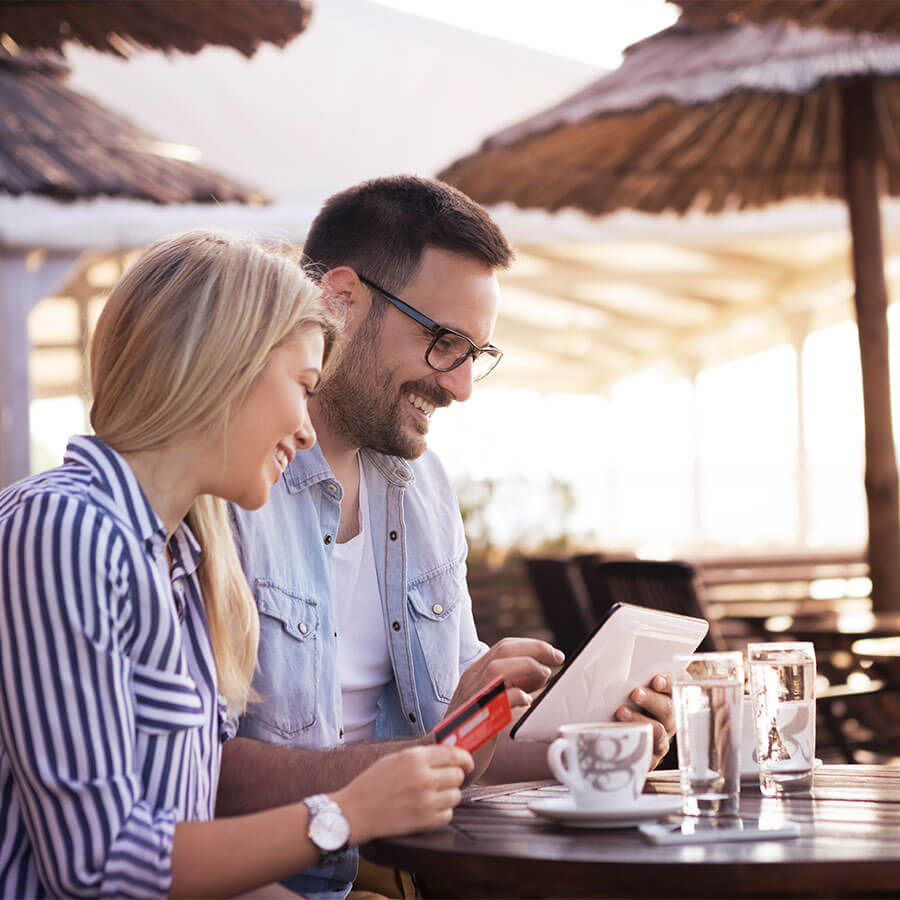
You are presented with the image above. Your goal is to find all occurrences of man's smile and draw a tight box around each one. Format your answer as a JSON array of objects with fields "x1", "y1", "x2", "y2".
[{"x1": 407, "y1": 392, "x2": 436, "y2": 417}]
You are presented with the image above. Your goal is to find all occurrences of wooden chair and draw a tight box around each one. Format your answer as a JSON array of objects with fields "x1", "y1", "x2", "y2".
[
  {"x1": 583, "y1": 560, "x2": 896, "y2": 763},
  {"x1": 571, "y1": 551, "x2": 606, "y2": 606},
  {"x1": 523, "y1": 556, "x2": 594, "y2": 657},
  {"x1": 586, "y1": 559, "x2": 725, "y2": 652}
]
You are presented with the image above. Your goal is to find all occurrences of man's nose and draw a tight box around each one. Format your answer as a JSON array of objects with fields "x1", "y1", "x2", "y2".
[
  {"x1": 294, "y1": 416, "x2": 317, "y2": 451},
  {"x1": 436, "y1": 356, "x2": 474, "y2": 403}
]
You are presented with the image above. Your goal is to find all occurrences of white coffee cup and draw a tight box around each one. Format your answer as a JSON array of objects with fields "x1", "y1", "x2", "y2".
[{"x1": 547, "y1": 721, "x2": 653, "y2": 810}]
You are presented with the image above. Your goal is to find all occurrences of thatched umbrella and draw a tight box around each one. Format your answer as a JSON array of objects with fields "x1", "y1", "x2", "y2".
[
  {"x1": 1, "y1": 1, "x2": 313, "y2": 488},
  {"x1": 678, "y1": 0, "x2": 900, "y2": 36},
  {"x1": 440, "y1": 20, "x2": 900, "y2": 612},
  {"x1": 0, "y1": 46, "x2": 264, "y2": 202},
  {"x1": 1, "y1": 0, "x2": 312, "y2": 58}
]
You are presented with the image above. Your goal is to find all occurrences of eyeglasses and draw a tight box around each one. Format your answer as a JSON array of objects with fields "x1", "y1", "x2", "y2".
[{"x1": 358, "y1": 274, "x2": 503, "y2": 382}]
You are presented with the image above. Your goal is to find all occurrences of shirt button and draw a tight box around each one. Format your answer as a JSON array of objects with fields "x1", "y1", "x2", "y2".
[
  {"x1": 339, "y1": 729, "x2": 344, "y2": 739},
  {"x1": 432, "y1": 603, "x2": 443, "y2": 615},
  {"x1": 298, "y1": 623, "x2": 308, "y2": 635},
  {"x1": 389, "y1": 530, "x2": 398, "y2": 541},
  {"x1": 327, "y1": 483, "x2": 337, "y2": 493},
  {"x1": 392, "y1": 621, "x2": 401, "y2": 631},
  {"x1": 324, "y1": 533, "x2": 333, "y2": 545},
  {"x1": 409, "y1": 713, "x2": 417, "y2": 723}
]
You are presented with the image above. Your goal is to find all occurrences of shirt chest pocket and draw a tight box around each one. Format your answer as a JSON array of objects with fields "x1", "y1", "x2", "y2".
[
  {"x1": 131, "y1": 662, "x2": 206, "y2": 735},
  {"x1": 407, "y1": 563, "x2": 467, "y2": 704},
  {"x1": 249, "y1": 580, "x2": 320, "y2": 739}
]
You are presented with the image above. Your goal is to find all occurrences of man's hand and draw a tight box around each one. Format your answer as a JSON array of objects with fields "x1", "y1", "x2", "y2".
[
  {"x1": 449, "y1": 637, "x2": 564, "y2": 715},
  {"x1": 440, "y1": 637, "x2": 564, "y2": 780},
  {"x1": 614, "y1": 673, "x2": 675, "y2": 768}
]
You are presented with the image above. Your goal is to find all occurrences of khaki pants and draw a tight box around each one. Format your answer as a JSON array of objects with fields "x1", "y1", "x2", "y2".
[{"x1": 349, "y1": 858, "x2": 419, "y2": 900}]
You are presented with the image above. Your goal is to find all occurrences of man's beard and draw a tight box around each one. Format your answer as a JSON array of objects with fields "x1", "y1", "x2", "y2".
[{"x1": 316, "y1": 316, "x2": 451, "y2": 459}]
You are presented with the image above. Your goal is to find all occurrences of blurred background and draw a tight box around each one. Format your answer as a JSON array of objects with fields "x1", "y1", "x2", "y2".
[
  {"x1": 8, "y1": 0, "x2": 892, "y2": 558},
  {"x1": 12, "y1": 1, "x2": 900, "y2": 716}
]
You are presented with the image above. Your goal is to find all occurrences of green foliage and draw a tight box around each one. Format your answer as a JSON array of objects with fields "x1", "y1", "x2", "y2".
[{"x1": 456, "y1": 474, "x2": 579, "y2": 563}]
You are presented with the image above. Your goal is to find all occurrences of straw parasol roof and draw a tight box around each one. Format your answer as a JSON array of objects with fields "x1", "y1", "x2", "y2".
[
  {"x1": 440, "y1": 19, "x2": 900, "y2": 612},
  {"x1": 0, "y1": 46, "x2": 264, "y2": 203},
  {"x1": 677, "y1": 0, "x2": 900, "y2": 36},
  {"x1": 1, "y1": 0, "x2": 312, "y2": 58},
  {"x1": 439, "y1": 21, "x2": 900, "y2": 216}
]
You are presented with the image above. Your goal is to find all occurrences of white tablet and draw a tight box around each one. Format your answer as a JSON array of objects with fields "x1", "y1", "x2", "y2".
[{"x1": 510, "y1": 602, "x2": 709, "y2": 741}]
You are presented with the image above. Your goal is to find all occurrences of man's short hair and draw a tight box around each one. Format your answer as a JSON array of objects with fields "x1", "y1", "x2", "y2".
[{"x1": 302, "y1": 175, "x2": 513, "y2": 292}]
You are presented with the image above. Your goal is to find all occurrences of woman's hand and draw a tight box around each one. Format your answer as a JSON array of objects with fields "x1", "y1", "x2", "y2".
[{"x1": 331, "y1": 744, "x2": 473, "y2": 845}]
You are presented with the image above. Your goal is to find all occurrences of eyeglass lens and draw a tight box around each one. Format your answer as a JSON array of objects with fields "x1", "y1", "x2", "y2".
[{"x1": 427, "y1": 332, "x2": 500, "y2": 381}]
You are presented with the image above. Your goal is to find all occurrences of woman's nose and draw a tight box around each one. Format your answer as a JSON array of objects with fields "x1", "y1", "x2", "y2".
[{"x1": 294, "y1": 417, "x2": 317, "y2": 451}]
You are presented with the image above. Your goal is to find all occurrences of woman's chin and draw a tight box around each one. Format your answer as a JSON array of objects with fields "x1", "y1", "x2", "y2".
[{"x1": 230, "y1": 481, "x2": 271, "y2": 511}]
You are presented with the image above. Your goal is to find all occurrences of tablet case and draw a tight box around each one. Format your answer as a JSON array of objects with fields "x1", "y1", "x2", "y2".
[{"x1": 510, "y1": 602, "x2": 708, "y2": 741}]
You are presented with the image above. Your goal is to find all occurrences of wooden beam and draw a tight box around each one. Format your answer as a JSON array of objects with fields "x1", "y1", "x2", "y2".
[
  {"x1": 662, "y1": 241, "x2": 801, "y2": 280},
  {"x1": 0, "y1": 252, "x2": 81, "y2": 485},
  {"x1": 496, "y1": 315, "x2": 651, "y2": 368},
  {"x1": 0, "y1": 259, "x2": 32, "y2": 487},
  {"x1": 503, "y1": 281, "x2": 701, "y2": 333},
  {"x1": 841, "y1": 77, "x2": 900, "y2": 613},
  {"x1": 504, "y1": 270, "x2": 738, "y2": 315},
  {"x1": 519, "y1": 242, "x2": 795, "y2": 282}
]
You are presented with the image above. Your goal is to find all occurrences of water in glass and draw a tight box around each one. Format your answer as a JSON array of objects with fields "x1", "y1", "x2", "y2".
[
  {"x1": 748, "y1": 648, "x2": 816, "y2": 797},
  {"x1": 674, "y1": 673, "x2": 743, "y2": 816}
]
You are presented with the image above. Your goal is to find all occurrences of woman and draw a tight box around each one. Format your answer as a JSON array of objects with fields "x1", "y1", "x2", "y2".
[{"x1": 0, "y1": 231, "x2": 472, "y2": 898}]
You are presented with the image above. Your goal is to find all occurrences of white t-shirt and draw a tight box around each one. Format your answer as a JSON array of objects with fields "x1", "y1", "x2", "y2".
[{"x1": 331, "y1": 461, "x2": 392, "y2": 743}]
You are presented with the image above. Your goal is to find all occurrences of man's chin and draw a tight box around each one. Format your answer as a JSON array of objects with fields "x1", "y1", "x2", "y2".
[
  {"x1": 395, "y1": 429, "x2": 429, "y2": 460},
  {"x1": 366, "y1": 425, "x2": 427, "y2": 460},
  {"x1": 392, "y1": 431, "x2": 427, "y2": 460},
  {"x1": 404, "y1": 438, "x2": 428, "y2": 460}
]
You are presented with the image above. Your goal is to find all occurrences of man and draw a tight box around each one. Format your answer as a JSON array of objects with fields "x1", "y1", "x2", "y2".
[{"x1": 220, "y1": 176, "x2": 674, "y2": 898}]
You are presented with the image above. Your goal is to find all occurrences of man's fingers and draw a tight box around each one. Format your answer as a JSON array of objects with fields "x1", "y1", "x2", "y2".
[
  {"x1": 446, "y1": 638, "x2": 564, "y2": 722},
  {"x1": 481, "y1": 637, "x2": 564, "y2": 667},
  {"x1": 630, "y1": 685, "x2": 676, "y2": 736},
  {"x1": 613, "y1": 707, "x2": 670, "y2": 758},
  {"x1": 505, "y1": 687, "x2": 532, "y2": 710},
  {"x1": 651, "y1": 721, "x2": 670, "y2": 756},
  {"x1": 483, "y1": 656, "x2": 553, "y2": 692}
]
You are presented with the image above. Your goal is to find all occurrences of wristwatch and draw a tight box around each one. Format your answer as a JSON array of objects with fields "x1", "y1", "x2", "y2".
[{"x1": 303, "y1": 793, "x2": 351, "y2": 865}]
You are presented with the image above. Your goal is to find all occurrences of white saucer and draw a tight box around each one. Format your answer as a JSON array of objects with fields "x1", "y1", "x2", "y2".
[
  {"x1": 741, "y1": 757, "x2": 823, "y2": 780},
  {"x1": 528, "y1": 793, "x2": 683, "y2": 829}
]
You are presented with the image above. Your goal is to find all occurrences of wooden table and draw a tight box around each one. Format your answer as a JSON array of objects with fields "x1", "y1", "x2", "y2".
[
  {"x1": 853, "y1": 636, "x2": 900, "y2": 683},
  {"x1": 364, "y1": 767, "x2": 900, "y2": 898},
  {"x1": 764, "y1": 611, "x2": 900, "y2": 646}
]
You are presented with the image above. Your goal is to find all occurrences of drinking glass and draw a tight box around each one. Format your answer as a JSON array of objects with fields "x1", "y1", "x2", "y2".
[
  {"x1": 747, "y1": 641, "x2": 816, "y2": 797},
  {"x1": 672, "y1": 651, "x2": 744, "y2": 817}
]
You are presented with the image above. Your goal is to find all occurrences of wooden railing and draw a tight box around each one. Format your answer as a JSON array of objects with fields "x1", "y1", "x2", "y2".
[
  {"x1": 692, "y1": 549, "x2": 870, "y2": 622},
  {"x1": 468, "y1": 549, "x2": 872, "y2": 649}
]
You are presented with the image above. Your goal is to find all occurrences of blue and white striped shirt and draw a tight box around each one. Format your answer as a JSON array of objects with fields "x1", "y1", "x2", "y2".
[{"x1": 0, "y1": 436, "x2": 226, "y2": 898}]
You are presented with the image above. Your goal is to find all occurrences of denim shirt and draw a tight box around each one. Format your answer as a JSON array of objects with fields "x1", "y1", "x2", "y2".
[{"x1": 230, "y1": 443, "x2": 487, "y2": 899}]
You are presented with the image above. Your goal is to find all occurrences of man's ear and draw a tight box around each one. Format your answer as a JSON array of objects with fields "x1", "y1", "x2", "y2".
[{"x1": 320, "y1": 267, "x2": 371, "y2": 329}]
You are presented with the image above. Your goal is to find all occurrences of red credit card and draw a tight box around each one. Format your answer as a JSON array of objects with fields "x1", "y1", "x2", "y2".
[{"x1": 434, "y1": 676, "x2": 511, "y2": 754}]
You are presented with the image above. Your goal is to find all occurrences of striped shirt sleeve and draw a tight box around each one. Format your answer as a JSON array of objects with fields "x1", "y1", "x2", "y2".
[{"x1": 0, "y1": 492, "x2": 176, "y2": 899}]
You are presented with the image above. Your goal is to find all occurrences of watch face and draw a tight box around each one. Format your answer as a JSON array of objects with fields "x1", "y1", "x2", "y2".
[{"x1": 309, "y1": 809, "x2": 351, "y2": 852}]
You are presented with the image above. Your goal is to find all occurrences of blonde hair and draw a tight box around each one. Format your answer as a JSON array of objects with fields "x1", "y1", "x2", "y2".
[{"x1": 90, "y1": 230, "x2": 336, "y2": 711}]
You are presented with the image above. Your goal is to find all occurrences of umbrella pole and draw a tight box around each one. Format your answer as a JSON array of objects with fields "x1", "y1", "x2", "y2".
[{"x1": 840, "y1": 78, "x2": 900, "y2": 613}]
